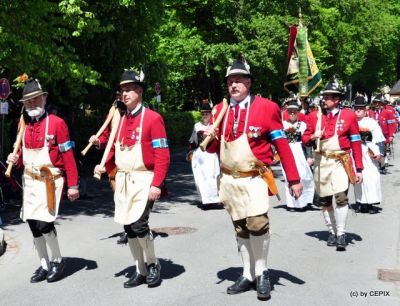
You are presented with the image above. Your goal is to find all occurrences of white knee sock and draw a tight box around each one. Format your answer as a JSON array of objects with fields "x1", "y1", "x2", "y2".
[
  {"x1": 323, "y1": 210, "x2": 337, "y2": 234},
  {"x1": 127, "y1": 238, "x2": 147, "y2": 276},
  {"x1": 42, "y1": 230, "x2": 62, "y2": 263},
  {"x1": 33, "y1": 236, "x2": 49, "y2": 270},
  {"x1": 138, "y1": 233, "x2": 158, "y2": 266},
  {"x1": 237, "y1": 237, "x2": 255, "y2": 281},
  {"x1": 336, "y1": 205, "x2": 349, "y2": 236},
  {"x1": 249, "y1": 233, "x2": 270, "y2": 277}
]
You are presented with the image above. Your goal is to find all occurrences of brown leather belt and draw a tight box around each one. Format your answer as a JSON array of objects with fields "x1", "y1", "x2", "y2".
[
  {"x1": 319, "y1": 151, "x2": 348, "y2": 160},
  {"x1": 220, "y1": 166, "x2": 260, "y2": 179},
  {"x1": 25, "y1": 169, "x2": 62, "y2": 182}
]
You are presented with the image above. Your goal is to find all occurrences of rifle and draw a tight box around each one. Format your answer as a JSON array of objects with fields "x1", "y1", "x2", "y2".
[
  {"x1": 313, "y1": 105, "x2": 323, "y2": 153},
  {"x1": 81, "y1": 104, "x2": 117, "y2": 156},
  {"x1": 93, "y1": 109, "x2": 121, "y2": 180},
  {"x1": 5, "y1": 114, "x2": 25, "y2": 177},
  {"x1": 199, "y1": 98, "x2": 229, "y2": 151}
]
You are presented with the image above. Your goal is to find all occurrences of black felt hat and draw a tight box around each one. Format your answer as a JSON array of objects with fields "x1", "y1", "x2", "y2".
[
  {"x1": 200, "y1": 103, "x2": 212, "y2": 112},
  {"x1": 225, "y1": 56, "x2": 253, "y2": 80},
  {"x1": 372, "y1": 94, "x2": 385, "y2": 103},
  {"x1": 119, "y1": 69, "x2": 147, "y2": 91},
  {"x1": 286, "y1": 100, "x2": 300, "y2": 110},
  {"x1": 353, "y1": 95, "x2": 368, "y2": 107},
  {"x1": 321, "y1": 75, "x2": 344, "y2": 96},
  {"x1": 19, "y1": 78, "x2": 48, "y2": 102}
]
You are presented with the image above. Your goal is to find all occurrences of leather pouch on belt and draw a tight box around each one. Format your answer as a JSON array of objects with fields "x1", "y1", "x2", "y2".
[
  {"x1": 338, "y1": 153, "x2": 356, "y2": 185},
  {"x1": 108, "y1": 166, "x2": 117, "y2": 192},
  {"x1": 259, "y1": 166, "x2": 281, "y2": 200},
  {"x1": 40, "y1": 166, "x2": 56, "y2": 215}
]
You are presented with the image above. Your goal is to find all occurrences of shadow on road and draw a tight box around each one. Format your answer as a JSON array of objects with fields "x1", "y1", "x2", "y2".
[
  {"x1": 305, "y1": 231, "x2": 362, "y2": 245},
  {"x1": 114, "y1": 258, "x2": 185, "y2": 282},
  {"x1": 216, "y1": 267, "x2": 305, "y2": 289},
  {"x1": 63, "y1": 256, "x2": 98, "y2": 279},
  {"x1": 0, "y1": 151, "x2": 198, "y2": 226}
]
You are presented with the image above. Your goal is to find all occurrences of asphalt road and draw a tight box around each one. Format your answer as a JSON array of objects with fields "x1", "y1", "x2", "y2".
[{"x1": 1, "y1": 137, "x2": 400, "y2": 305}]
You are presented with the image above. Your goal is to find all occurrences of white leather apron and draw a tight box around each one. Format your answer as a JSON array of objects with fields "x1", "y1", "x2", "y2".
[
  {"x1": 114, "y1": 108, "x2": 154, "y2": 225},
  {"x1": 21, "y1": 115, "x2": 64, "y2": 222},
  {"x1": 219, "y1": 101, "x2": 269, "y2": 221},
  {"x1": 314, "y1": 111, "x2": 348, "y2": 197}
]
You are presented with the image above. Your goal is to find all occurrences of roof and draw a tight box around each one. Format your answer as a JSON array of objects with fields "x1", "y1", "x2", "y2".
[{"x1": 389, "y1": 79, "x2": 400, "y2": 95}]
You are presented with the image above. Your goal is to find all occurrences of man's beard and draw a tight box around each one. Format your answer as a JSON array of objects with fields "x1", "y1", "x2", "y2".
[{"x1": 27, "y1": 107, "x2": 45, "y2": 118}]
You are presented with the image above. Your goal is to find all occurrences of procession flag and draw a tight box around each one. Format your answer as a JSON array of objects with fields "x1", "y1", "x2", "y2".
[{"x1": 284, "y1": 22, "x2": 322, "y2": 97}]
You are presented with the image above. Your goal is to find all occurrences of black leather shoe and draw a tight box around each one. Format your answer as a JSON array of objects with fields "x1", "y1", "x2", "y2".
[
  {"x1": 30, "y1": 267, "x2": 48, "y2": 283},
  {"x1": 146, "y1": 263, "x2": 161, "y2": 287},
  {"x1": 336, "y1": 234, "x2": 347, "y2": 251},
  {"x1": 327, "y1": 233, "x2": 337, "y2": 246},
  {"x1": 256, "y1": 270, "x2": 271, "y2": 300},
  {"x1": 47, "y1": 259, "x2": 65, "y2": 282},
  {"x1": 226, "y1": 276, "x2": 254, "y2": 295},
  {"x1": 359, "y1": 204, "x2": 368, "y2": 213},
  {"x1": 124, "y1": 272, "x2": 146, "y2": 288},
  {"x1": 117, "y1": 232, "x2": 128, "y2": 245},
  {"x1": 367, "y1": 204, "x2": 375, "y2": 214}
]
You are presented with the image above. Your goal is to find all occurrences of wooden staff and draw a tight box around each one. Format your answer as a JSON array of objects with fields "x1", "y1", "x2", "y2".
[
  {"x1": 93, "y1": 109, "x2": 121, "y2": 180},
  {"x1": 314, "y1": 105, "x2": 322, "y2": 152},
  {"x1": 5, "y1": 114, "x2": 26, "y2": 177},
  {"x1": 81, "y1": 105, "x2": 117, "y2": 156},
  {"x1": 199, "y1": 98, "x2": 229, "y2": 151}
]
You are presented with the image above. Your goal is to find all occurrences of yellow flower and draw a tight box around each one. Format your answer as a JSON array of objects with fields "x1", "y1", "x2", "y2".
[{"x1": 16, "y1": 73, "x2": 28, "y2": 83}]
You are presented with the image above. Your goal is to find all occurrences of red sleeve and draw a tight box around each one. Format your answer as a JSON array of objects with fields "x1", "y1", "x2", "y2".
[
  {"x1": 57, "y1": 120, "x2": 79, "y2": 187},
  {"x1": 298, "y1": 112, "x2": 306, "y2": 122},
  {"x1": 302, "y1": 112, "x2": 316, "y2": 145},
  {"x1": 150, "y1": 114, "x2": 170, "y2": 187},
  {"x1": 387, "y1": 111, "x2": 396, "y2": 137},
  {"x1": 98, "y1": 125, "x2": 110, "y2": 150},
  {"x1": 348, "y1": 114, "x2": 363, "y2": 171},
  {"x1": 269, "y1": 104, "x2": 300, "y2": 184},
  {"x1": 206, "y1": 102, "x2": 224, "y2": 154}
]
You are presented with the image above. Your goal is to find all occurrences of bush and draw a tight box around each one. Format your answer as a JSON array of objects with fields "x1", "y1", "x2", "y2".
[
  {"x1": 73, "y1": 110, "x2": 201, "y2": 158},
  {"x1": 160, "y1": 111, "x2": 201, "y2": 151}
]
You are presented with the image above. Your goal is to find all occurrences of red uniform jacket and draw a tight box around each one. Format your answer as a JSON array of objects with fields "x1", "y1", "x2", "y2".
[
  {"x1": 105, "y1": 106, "x2": 170, "y2": 188},
  {"x1": 372, "y1": 109, "x2": 396, "y2": 141},
  {"x1": 366, "y1": 109, "x2": 375, "y2": 119},
  {"x1": 385, "y1": 105, "x2": 398, "y2": 134},
  {"x1": 302, "y1": 109, "x2": 363, "y2": 171},
  {"x1": 18, "y1": 113, "x2": 79, "y2": 187},
  {"x1": 207, "y1": 95, "x2": 300, "y2": 184}
]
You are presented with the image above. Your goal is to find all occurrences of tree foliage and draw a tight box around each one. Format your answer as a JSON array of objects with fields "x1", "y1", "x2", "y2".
[{"x1": 0, "y1": 0, "x2": 399, "y2": 113}]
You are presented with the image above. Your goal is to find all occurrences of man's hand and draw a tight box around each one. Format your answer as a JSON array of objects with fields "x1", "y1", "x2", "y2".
[
  {"x1": 388, "y1": 136, "x2": 394, "y2": 143},
  {"x1": 94, "y1": 165, "x2": 106, "y2": 176},
  {"x1": 306, "y1": 157, "x2": 314, "y2": 166},
  {"x1": 148, "y1": 186, "x2": 161, "y2": 201},
  {"x1": 203, "y1": 126, "x2": 219, "y2": 139},
  {"x1": 67, "y1": 188, "x2": 80, "y2": 201},
  {"x1": 355, "y1": 172, "x2": 363, "y2": 184},
  {"x1": 7, "y1": 153, "x2": 19, "y2": 165},
  {"x1": 89, "y1": 135, "x2": 100, "y2": 147},
  {"x1": 311, "y1": 128, "x2": 324, "y2": 140},
  {"x1": 289, "y1": 183, "x2": 303, "y2": 200}
]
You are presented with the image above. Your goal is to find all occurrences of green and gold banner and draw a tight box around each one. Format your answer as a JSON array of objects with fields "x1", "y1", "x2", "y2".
[{"x1": 284, "y1": 24, "x2": 322, "y2": 97}]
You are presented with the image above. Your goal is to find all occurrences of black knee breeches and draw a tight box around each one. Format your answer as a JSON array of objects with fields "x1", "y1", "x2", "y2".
[
  {"x1": 124, "y1": 201, "x2": 154, "y2": 238},
  {"x1": 27, "y1": 219, "x2": 55, "y2": 238}
]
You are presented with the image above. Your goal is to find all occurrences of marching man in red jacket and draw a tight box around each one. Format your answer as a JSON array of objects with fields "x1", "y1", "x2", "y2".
[
  {"x1": 371, "y1": 94, "x2": 396, "y2": 174},
  {"x1": 205, "y1": 58, "x2": 302, "y2": 301},
  {"x1": 7, "y1": 78, "x2": 79, "y2": 283},
  {"x1": 94, "y1": 70, "x2": 170, "y2": 288},
  {"x1": 303, "y1": 76, "x2": 363, "y2": 251}
]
